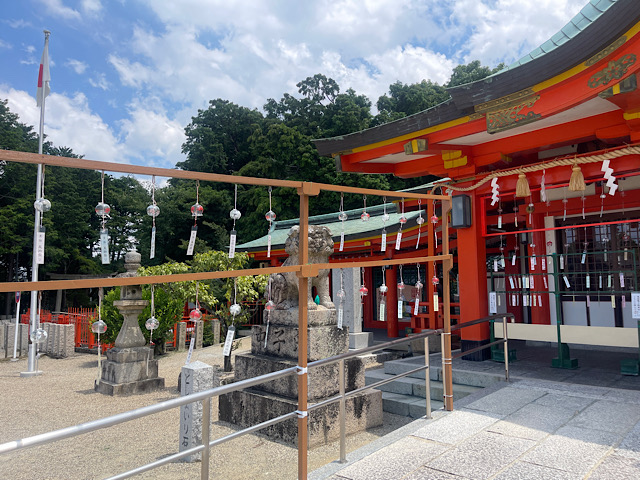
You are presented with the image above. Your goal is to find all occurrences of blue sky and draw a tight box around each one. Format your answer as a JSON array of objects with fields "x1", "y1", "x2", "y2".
[{"x1": 0, "y1": 0, "x2": 587, "y2": 170}]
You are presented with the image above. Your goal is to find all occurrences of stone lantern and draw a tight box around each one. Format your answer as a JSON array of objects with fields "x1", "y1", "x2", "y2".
[{"x1": 95, "y1": 250, "x2": 165, "y2": 395}]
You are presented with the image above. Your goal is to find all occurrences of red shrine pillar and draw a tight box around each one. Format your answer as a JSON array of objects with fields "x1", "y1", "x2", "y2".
[
  {"x1": 528, "y1": 206, "x2": 551, "y2": 324},
  {"x1": 386, "y1": 266, "x2": 398, "y2": 337},
  {"x1": 456, "y1": 191, "x2": 490, "y2": 360}
]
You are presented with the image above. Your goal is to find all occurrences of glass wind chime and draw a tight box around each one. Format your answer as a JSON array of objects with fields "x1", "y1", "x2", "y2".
[
  {"x1": 415, "y1": 199, "x2": 424, "y2": 249},
  {"x1": 147, "y1": 175, "x2": 160, "y2": 259},
  {"x1": 229, "y1": 184, "x2": 241, "y2": 259},
  {"x1": 338, "y1": 193, "x2": 347, "y2": 252},
  {"x1": 96, "y1": 171, "x2": 111, "y2": 264},
  {"x1": 265, "y1": 186, "x2": 276, "y2": 258},
  {"x1": 91, "y1": 287, "x2": 107, "y2": 385},
  {"x1": 230, "y1": 278, "x2": 242, "y2": 322},
  {"x1": 361, "y1": 194, "x2": 370, "y2": 221},
  {"x1": 264, "y1": 276, "x2": 275, "y2": 346},
  {"x1": 336, "y1": 268, "x2": 346, "y2": 329},
  {"x1": 359, "y1": 267, "x2": 368, "y2": 321},
  {"x1": 381, "y1": 197, "x2": 389, "y2": 252},
  {"x1": 396, "y1": 198, "x2": 407, "y2": 250},
  {"x1": 190, "y1": 282, "x2": 202, "y2": 321},
  {"x1": 33, "y1": 165, "x2": 51, "y2": 265},
  {"x1": 379, "y1": 267, "x2": 388, "y2": 322},
  {"x1": 397, "y1": 265, "x2": 405, "y2": 320},
  {"x1": 145, "y1": 284, "x2": 159, "y2": 345},
  {"x1": 431, "y1": 200, "x2": 439, "y2": 248},
  {"x1": 431, "y1": 263, "x2": 439, "y2": 312},
  {"x1": 188, "y1": 180, "x2": 203, "y2": 256},
  {"x1": 414, "y1": 264, "x2": 423, "y2": 316}
]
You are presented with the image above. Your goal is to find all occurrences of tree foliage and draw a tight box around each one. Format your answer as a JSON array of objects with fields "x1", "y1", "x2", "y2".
[{"x1": 1, "y1": 59, "x2": 501, "y2": 317}]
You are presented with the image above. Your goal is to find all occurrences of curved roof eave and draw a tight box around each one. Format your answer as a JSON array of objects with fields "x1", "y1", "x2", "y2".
[{"x1": 314, "y1": 0, "x2": 639, "y2": 158}]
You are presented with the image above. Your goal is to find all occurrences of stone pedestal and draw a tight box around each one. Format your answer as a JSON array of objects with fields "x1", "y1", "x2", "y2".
[
  {"x1": 95, "y1": 346, "x2": 164, "y2": 395},
  {"x1": 219, "y1": 306, "x2": 382, "y2": 447},
  {"x1": 95, "y1": 250, "x2": 164, "y2": 395},
  {"x1": 179, "y1": 361, "x2": 213, "y2": 462}
]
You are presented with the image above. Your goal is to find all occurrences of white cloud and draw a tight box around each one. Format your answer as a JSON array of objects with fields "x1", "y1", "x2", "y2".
[
  {"x1": 0, "y1": 84, "x2": 124, "y2": 163},
  {"x1": 81, "y1": 0, "x2": 103, "y2": 16},
  {"x1": 0, "y1": 39, "x2": 10, "y2": 49},
  {"x1": 89, "y1": 72, "x2": 109, "y2": 90},
  {"x1": 36, "y1": 0, "x2": 81, "y2": 21},
  {"x1": 451, "y1": 0, "x2": 587, "y2": 66},
  {"x1": 66, "y1": 58, "x2": 87, "y2": 74},
  {"x1": 118, "y1": 103, "x2": 186, "y2": 167}
]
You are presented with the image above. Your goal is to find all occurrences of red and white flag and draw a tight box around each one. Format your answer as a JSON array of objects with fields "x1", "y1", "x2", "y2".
[{"x1": 36, "y1": 32, "x2": 51, "y2": 107}]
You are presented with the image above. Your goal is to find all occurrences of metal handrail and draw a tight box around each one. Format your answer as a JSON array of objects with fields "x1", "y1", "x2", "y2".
[{"x1": 0, "y1": 316, "x2": 511, "y2": 478}]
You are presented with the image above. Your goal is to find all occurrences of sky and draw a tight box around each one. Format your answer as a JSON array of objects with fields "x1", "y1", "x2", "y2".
[{"x1": 0, "y1": 0, "x2": 588, "y2": 171}]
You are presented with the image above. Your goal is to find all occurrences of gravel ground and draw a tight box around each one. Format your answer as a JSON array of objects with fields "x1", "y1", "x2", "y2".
[{"x1": 0, "y1": 340, "x2": 411, "y2": 480}]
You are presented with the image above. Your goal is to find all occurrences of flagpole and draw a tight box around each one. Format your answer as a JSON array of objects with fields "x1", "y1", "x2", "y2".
[{"x1": 23, "y1": 30, "x2": 50, "y2": 377}]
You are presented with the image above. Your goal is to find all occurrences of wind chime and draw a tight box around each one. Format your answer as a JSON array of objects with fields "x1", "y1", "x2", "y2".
[
  {"x1": 396, "y1": 198, "x2": 406, "y2": 250},
  {"x1": 430, "y1": 202, "x2": 439, "y2": 246},
  {"x1": 381, "y1": 197, "x2": 389, "y2": 252},
  {"x1": 96, "y1": 171, "x2": 111, "y2": 264},
  {"x1": 188, "y1": 180, "x2": 203, "y2": 256},
  {"x1": 229, "y1": 184, "x2": 241, "y2": 259},
  {"x1": 414, "y1": 264, "x2": 423, "y2": 316},
  {"x1": 379, "y1": 267, "x2": 388, "y2": 322},
  {"x1": 361, "y1": 194, "x2": 370, "y2": 221},
  {"x1": 33, "y1": 165, "x2": 51, "y2": 265},
  {"x1": 359, "y1": 267, "x2": 368, "y2": 322},
  {"x1": 431, "y1": 263, "x2": 439, "y2": 313},
  {"x1": 264, "y1": 276, "x2": 275, "y2": 346},
  {"x1": 265, "y1": 186, "x2": 276, "y2": 258},
  {"x1": 415, "y1": 199, "x2": 424, "y2": 249},
  {"x1": 338, "y1": 193, "x2": 347, "y2": 252},
  {"x1": 190, "y1": 282, "x2": 202, "y2": 321},
  {"x1": 397, "y1": 264, "x2": 405, "y2": 320},
  {"x1": 91, "y1": 287, "x2": 107, "y2": 385},
  {"x1": 145, "y1": 284, "x2": 159, "y2": 345},
  {"x1": 147, "y1": 175, "x2": 160, "y2": 259},
  {"x1": 230, "y1": 278, "x2": 242, "y2": 321},
  {"x1": 336, "y1": 269, "x2": 346, "y2": 329}
]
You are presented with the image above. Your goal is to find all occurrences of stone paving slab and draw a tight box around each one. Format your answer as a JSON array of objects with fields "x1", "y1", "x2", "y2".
[
  {"x1": 331, "y1": 436, "x2": 448, "y2": 480},
  {"x1": 587, "y1": 454, "x2": 640, "y2": 480},
  {"x1": 565, "y1": 399, "x2": 640, "y2": 433},
  {"x1": 425, "y1": 430, "x2": 536, "y2": 480},
  {"x1": 532, "y1": 392, "x2": 595, "y2": 412},
  {"x1": 491, "y1": 461, "x2": 577, "y2": 480},
  {"x1": 412, "y1": 409, "x2": 502, "y2": 444},
  {"x1": 616, "y1": 422, "x2": 640, "y2": 460},
  {"x1": 519, "y1": 425, "x2": 621, "y2": 476},
  {"x1": 463, "y1": 385, "x2": 546, "y2": 416},
  {"x1": 403, "y1": 466, "x2": 469, "y2": 479},
  {"x1": 487, "y1": 401, "x2": 578, "y2": 441}
]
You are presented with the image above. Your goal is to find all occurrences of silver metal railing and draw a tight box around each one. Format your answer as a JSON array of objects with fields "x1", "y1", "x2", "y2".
[{"x1": 0, "y1": 315, "x2": 512, "y2": 479}]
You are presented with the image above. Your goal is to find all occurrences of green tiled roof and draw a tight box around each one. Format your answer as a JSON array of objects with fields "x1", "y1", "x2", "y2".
[{"x1": 237, "y1": 203, "x2": 426, "y2": 251}]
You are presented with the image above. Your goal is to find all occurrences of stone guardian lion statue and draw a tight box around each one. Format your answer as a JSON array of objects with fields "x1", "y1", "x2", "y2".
[{"x1": 269, "y1": 225, "x2": 335, "y2": 311}]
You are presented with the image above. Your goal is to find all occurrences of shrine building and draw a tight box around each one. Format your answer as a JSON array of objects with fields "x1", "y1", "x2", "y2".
[{"x1": 311, "y1": 0, "x2": 640, "y2": 364}]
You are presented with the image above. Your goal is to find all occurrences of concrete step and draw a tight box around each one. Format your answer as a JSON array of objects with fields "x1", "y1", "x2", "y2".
[
  {"x1": 383, "y1": 355, "x2": 505, "y2": 388},
  {"x1": 381, "y1": 392, "x2": 444, "y2": 419},
  {"x1": 365, "y1": 368, "x2": 482, "y2": 401}
]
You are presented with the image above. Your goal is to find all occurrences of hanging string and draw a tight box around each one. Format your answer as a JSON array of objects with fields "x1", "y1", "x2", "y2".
[
  {"x1": 150, "y1": 284, "x2": 155, "y2": 317},
  {"x1": 151, "y1": 175, "x2": 157, "y2": 230},
  {"x1": 195, "y1": 180, "x2": 200, "y2": 226},
  {"x1": 101, "y1": 171, "x2": 106, "y2": 230},
  {"x1": 195, "y1": 281, "x2": 199, "y2": 310}
]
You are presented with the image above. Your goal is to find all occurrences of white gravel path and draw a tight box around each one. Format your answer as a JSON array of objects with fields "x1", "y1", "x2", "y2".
[{"x1": 0, "y1": 340, "x2": 410, "y2": 480}]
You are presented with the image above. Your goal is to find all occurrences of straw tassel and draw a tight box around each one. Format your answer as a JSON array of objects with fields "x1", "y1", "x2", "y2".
[
  {"x1": 515, "y1": 172, "x2": 530, "y2": 197},
  {"x1": 568, "y1": 164, "x2": 586, "y2": 192}
]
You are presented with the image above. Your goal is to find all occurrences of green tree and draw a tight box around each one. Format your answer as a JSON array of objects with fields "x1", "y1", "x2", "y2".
[{"x1": 446, "y1": 60, "x2": 506, "y2": 88}]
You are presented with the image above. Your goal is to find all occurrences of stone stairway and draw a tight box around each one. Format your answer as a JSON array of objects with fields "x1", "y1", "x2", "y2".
[{"x1": 365, "y1": 355, "x2": 505, "y2": 418}]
